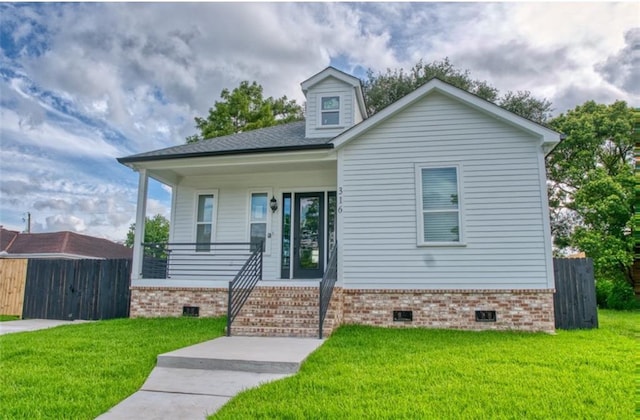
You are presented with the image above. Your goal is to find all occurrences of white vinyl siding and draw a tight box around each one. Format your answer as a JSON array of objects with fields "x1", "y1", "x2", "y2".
[
  {"x1": 417, "y1": 165, "x2": 462, "y2": 245},
  {"x1": 171, "y1": 167, "x2": 337, "y2": 282},
  {"x1": 305, "y1": 77, "x2": 354, "y2": 138},
  {"x1": 339, "y1": 91, "x2": 551, "y2": 290}
]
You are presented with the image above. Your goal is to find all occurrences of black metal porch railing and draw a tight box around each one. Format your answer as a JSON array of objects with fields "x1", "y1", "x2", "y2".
[
  {"x1": 319, "y1": 242, "x2": 338, "y2": 339},
  {"x1": 226, "y1": 241, "x2": 263, "y2": 336},
  {"x1": 141, "y1": 242, "x2": 255, "y2": 280}
]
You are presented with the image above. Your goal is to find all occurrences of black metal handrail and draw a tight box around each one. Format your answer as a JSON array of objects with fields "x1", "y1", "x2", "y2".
[
  {"x1": 319, "y1": 242, "x2": 338, "y2": 339},
  {"x1": 141, "y1": 242, "x2": 254, "y2": 280},
  {"x1": 226, "y1": 241, "x2": 263, "y2": 336}
]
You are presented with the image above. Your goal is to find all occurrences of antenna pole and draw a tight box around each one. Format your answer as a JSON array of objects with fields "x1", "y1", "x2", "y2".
[{"x1": 25, "y1": 212, "x2": 31, "y2": 233}]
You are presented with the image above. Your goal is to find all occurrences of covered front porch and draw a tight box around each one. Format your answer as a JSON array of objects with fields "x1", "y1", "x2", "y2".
[{"x1": 126, "y1": 148, "x2": 341, "y2": 337}]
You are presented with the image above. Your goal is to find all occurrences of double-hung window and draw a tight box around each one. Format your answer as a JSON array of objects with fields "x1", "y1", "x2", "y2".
[
  {"x1": 249, "y1": 192, "x2": 268, "y2": 252},
  {"x1": 196, "y1": 193, "x2": 215, "y2": 252},
  {"x1": 320, "y1": 96, "x2": 340, "y2": 126},
  {"x1": 417, "y1": 165, "x2": 462, "y2": 245}
]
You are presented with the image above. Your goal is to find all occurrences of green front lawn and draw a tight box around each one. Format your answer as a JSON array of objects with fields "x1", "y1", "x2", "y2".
[
  {"x1": 1, "y1": 312, "x2": 636, "y2": 419},
  {"x1": 214, "y1": 310, "x2": 639, "y2": 419},
  {"x1": 0, "y1": 315, "x2": 20, "y2": 322},
  {"x1": 0, "y1": 317, "x2": 226, "y2": 419}
]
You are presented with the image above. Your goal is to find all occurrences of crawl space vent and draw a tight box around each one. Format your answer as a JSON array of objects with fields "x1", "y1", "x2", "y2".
[
  {"x1": 182, "y1": 306, "x2": 200, "y2": 317},
  {"x1": 475, "y1": 310, "x2": 496, "y2": 322},
  {"x1": 393, "y1": 310, "x2": 413, "y2": 322}
]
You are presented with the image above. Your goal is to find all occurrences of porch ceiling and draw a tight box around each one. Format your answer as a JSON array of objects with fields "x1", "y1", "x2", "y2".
[{"x1": 138, "y1": 150, "x2": 337, "y2": 186}]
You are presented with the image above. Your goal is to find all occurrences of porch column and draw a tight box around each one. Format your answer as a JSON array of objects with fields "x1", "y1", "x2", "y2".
[{"x1": 131, "y1": 168, "x2": 148, "y2": 281}]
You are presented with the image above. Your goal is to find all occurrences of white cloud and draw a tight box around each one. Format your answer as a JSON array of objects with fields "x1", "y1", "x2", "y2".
[
  {"x1": 1, "y1": 107, "x2": 120, "y2": 158},
  {"x1": 0, "y1": 2, "x2": 638, "y2": 242},
  {"x1": 40, "y1": 214, "x2": 87, "y2": 233},
  {"x1": 147, "y1": 198, "x2": 171, "y2": 220},
  {"x1": 596, "y1": 28, "x2": 640, "y2": 95}
]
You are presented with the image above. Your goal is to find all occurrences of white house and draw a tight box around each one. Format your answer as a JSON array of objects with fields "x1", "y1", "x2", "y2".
[{"x1": 118, "y1": 67, "x2": 561, "y2": 337}]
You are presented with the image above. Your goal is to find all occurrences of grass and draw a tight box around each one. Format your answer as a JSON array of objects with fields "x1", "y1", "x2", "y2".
[
  {"x1": 0, "y1": 315, "x2": 20, "y2": 322},
  {"x1": 213, "y1": 309, "x2": 639, "y2": 419},
  {"x1": 1, "y1": 311, "x2": 636, "y2": 419},
  {"x1": 0, "y1": 317, "x2": 226, "y2": 419}
]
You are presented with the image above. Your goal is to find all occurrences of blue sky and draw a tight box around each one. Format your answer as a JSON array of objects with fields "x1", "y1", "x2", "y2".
[{"x1": 0, "y1": 2, "x2": 638, "y2": 241}]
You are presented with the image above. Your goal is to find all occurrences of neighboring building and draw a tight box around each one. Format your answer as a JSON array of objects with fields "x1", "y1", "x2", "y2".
[
  {"x1": 118, "y1": 67, "x2": 561, "y2": 336},
  {"x1": 0, "y1": 228, "x2": 132, "y2": 259}
]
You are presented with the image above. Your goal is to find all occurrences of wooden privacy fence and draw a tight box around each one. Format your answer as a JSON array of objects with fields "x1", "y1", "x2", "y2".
[
  {"x1": 0, "y1": 259, "x2": 28, "y2": 316},
  {"x1": 553, "y1": 258, "x2": 598, "y2": 330},
  {"x1": 0, "y1": 258, "x2": 131, "y2": 320}
]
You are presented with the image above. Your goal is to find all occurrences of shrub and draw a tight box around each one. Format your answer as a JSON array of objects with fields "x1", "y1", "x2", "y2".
[
  {"x1": 595, "y1": 279, "x2": 613, "y2": 308},
  {"x1": 606, "y1": 280, "x2": 638, "y2": 310}
]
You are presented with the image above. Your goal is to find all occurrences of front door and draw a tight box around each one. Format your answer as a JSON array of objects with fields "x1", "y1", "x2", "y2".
[{"x1": 293, "y1": 192, "x2": 324, "y2": 278}]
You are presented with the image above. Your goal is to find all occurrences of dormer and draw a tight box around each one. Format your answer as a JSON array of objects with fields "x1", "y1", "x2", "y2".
[{"x1": 301, "y1": 67, "x2": 368, "y2": 139}]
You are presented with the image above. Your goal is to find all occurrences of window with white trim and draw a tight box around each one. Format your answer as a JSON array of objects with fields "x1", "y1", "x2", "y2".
[
  {"x1": 249, "y1": 192, "x2": 268, "y2": 252},
  {"x1": 196, "y1": 194, "x2": 215, "y2": 252},
  {"x1": 320, "y1": 96, "x2": 340, "y2": 126},
  {"x1": 417, "y1": 166, "x2": 462, "y2": 244}
]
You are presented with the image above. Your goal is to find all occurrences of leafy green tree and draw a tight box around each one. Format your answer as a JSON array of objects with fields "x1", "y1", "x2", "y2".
[
  {"x1": 499, "y1": 90, "x2": 553, "y2": 124},
  {"x1": 634, "y1": 116, "x2": 640, "y2": 261},
  {"x1": 125, "y1": 214, "x2": 170, "y2": 247},
  {"x1": 547, "y1": 101, "x2": 637, "y2": 290},
  {"x1": 363, "y1": 57, "x2": 552, "y2": 123},
  {"x1": 186, "y1": 81, "x2": 303, "y2": 143}
]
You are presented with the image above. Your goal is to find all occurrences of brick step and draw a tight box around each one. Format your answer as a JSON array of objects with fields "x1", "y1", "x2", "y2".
[
  {"x1": 240, "y1": 301, "x2": 318, "y2": 306},
  {"x1": 233, "y1": 318, "x2": 340, "y2": 330},
  {"x1": 237, "y1": 309, "x2": 340, "y2": 319},
  {"x1": 243, "y1": 295, "x2": 319, "y2": 301},
  {"x1": 230, "y1": 325, "x2": 320, "y2": 338},
  {"x1": 236, "y1": 315, "x2": 340, "y2": 326},
  {"x1": 239, "y1": 307, "x2": 319, "y2": 316},
  {"x1": 236, "y1": 315, "x2": 320, "y2": 323},
  {"x1": 233, "y1": 317, "x2": 320, "y2": 328},
  {"x1": 242, "y1": 295, "x2": 319, "y2": 305},
  {"x1": 247, "y1": 289, "x2": 318, "y2": 296},
  {"x1": 249, "y1": 288, "x2": 319, "y2": 293}
]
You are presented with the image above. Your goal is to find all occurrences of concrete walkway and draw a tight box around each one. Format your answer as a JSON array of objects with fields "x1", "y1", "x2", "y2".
[
  {"x1": 97, "y1": 336, "x2": 325, "y2": 420},
  {"x1": 0, "y1": 319, "x2": 90, "y2": 335}
]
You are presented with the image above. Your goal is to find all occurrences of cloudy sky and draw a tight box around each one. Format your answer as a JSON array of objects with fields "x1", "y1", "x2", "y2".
[{"x1": 0, "y1": 2, "x2": 638, "y2": 242}]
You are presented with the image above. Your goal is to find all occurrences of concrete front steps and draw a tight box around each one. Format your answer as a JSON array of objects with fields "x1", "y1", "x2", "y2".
[
  {"x1": 230, "y1": 285, "x2": 340, "y2": 338},
  {"x1": 157, "y1": 336, "x2": 324, "y2": 373},
  {"x1": 98, "y1": 336, "x2": 325, "y2": 420}
]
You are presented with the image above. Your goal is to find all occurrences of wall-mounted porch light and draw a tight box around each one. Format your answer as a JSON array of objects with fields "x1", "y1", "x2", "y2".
[{"x1": 270, "y1": 196, "x2": 278, "y2": 213}]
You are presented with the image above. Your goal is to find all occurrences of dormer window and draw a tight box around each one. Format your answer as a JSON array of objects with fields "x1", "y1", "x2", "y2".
[{"x1": 320, "y1": 96, "x2": 340, "y2": 126}]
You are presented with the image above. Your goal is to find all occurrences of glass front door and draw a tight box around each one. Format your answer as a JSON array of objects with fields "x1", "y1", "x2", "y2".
[{"x1": 293, "y1": 192, "x2": 324, "y2": 278}]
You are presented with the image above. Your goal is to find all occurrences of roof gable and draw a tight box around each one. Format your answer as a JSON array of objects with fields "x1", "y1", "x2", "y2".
[
  {"x1": 0, "y1": 228, "x2": 19, "y2": 252},
  {"x1": 300, "y1": 66, "x2": 361, "y2": 92},
  {"x1": 331, "y1": 78, "x2": 561, "y2": 153},
  {"x1": 301, "y1": 66, "x2": 368, "y2": 123}
]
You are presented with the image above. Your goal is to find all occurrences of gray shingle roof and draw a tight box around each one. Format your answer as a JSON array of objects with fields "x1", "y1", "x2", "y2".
[{"x1": 118, "y1": 121, "x2": 333, "y2": 163}]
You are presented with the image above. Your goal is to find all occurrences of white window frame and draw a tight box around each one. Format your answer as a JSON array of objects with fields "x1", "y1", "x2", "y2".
[
  {"x1": 415, "y1": 164, "x2": 465, "y2": 247},
  {"x1": 317, "y1": 94, "x2": 343, "y2": 128},
  {"x1": 247, "y1": 189, "x2": 273, "y2": 255},
  {"x1": 193, "y1": 190, "x2": 218, "y2": 251}
]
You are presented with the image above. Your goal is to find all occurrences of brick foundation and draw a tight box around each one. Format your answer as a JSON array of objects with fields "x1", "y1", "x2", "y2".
[
  {"x1": 130, "y1": 287, "x2": 227, "y2": 318},
  {"x1": 342, "y1": 289, "x2": 555, "y2": 333},
  {"x1": 129, "y1": 286, "x2": 555, "y2": 333}
]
